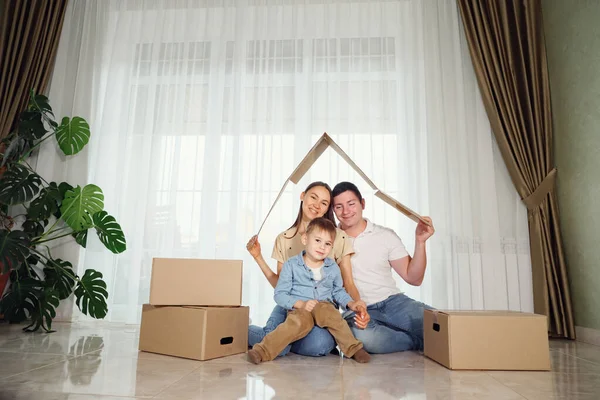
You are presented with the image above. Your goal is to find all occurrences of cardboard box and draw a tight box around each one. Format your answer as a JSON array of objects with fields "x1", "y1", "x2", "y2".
[
  {"x1": 424, "y1": 310, "x2": 551, "y2": 371},
  {"x1": 257, "y1": 132, "x2": 430, "y2": 235},
  {"x1": 139, "y1": 304, "x2": 249, "y2": 361},
  {"x1": 149, "y1": 258, "x2": 242, "y2": 306}
]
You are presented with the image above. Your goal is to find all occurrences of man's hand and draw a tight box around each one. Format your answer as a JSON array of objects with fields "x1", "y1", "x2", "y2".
[
  {"x1": 246, "y1": 235, "x2": 261, "y2": 258},
  {"x1": 416, "y1": 216, "x2": 435, "y2": 243}
]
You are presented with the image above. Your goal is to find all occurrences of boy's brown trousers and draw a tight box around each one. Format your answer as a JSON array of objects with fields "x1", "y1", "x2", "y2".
[{"x1": 253, "y1": 301, "x2": 363, "y2": 361}]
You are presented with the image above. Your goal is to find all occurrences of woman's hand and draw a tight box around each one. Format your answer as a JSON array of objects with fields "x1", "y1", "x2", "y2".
[
  {"x1": 246, "y1": 235, "x2": 262, "y2": 258},
  {"x1": 354, "y1": 307, "x2": 370, "y2": 329},
  {"x1": 348, "y1": 300, "x2": 370, "y2": 329},
  {"x1": 348, "y1": 300, "x2": 367, "y2": 312}
]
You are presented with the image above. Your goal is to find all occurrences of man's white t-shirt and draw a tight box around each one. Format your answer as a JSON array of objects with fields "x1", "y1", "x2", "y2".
[{"x1": 347, "y1": 219, "x2": 409, "y2": 305}]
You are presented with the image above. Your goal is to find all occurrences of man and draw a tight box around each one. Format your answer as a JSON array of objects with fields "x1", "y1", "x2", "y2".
[{"x1": 332, "y1": 182, "x2": 435, "y2": 353}]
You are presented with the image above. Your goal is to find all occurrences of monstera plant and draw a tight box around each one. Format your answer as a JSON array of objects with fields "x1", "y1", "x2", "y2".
[{"x1": 0, "y1": 90, "x2": 126, "y2": 332}]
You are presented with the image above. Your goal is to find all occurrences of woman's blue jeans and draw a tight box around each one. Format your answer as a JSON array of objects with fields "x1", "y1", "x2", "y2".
[{"x1": 248, "y1": 305, "x2": 336, "y2": 357}]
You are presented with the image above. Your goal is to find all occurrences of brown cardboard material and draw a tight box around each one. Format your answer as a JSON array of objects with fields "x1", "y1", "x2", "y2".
[
  {"x1": 423, "y1": 310, "x2": 551, "y2": 371},
  {"x1": 149, "y1": 258, "x2": 242, "y2": 306},
  {"x1": 257, "y1": 132, "x2": 430, "y2": 234},
  {"x1": 139, "y1": 305, "x2": 249, "y2": 361},
  {"x1": 375, "y1": 190, "x2": 428, "y2": 225}
]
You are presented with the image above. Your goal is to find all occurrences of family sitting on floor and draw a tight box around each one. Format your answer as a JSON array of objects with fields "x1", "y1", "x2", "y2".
[{"x1": 246, "y1": 181, "x2": 435, "y2": 364}]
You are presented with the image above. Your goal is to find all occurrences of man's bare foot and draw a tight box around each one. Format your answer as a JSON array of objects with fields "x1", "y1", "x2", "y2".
[
  {"x1": 352, "y1": 348, "x2": 371, "y2": 363},
  {"x1": 247, "y1": 349, "x2": 262, "y2": 364}
]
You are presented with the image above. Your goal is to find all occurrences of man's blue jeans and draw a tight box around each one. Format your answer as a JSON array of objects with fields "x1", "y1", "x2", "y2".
[
  {"x1": 248, "y1": 305, "x2": 336, "y2": 357},
  {"x1": 345, "y1": 293, "x2": 433, "y2": 353}
]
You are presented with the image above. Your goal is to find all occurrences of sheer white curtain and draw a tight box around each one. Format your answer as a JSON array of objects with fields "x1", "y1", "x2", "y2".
[{"x1": 41, "y1": 0, "x2": 533, "y2": 325}]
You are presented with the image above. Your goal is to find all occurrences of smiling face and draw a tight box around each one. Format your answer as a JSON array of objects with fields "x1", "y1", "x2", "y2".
[
  {"x1": 301, "y1": 185, "x2": 331, "y2": 221},
  {"x1": 333, "y1": 189, "x2": 365, "y2": 230},
  {"x1": 301, "y1": 228, "x2": 334, "y2": 263}
]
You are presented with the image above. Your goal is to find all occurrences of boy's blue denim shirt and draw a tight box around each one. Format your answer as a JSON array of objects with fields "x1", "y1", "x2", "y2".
[{"x1": 274, "y1": 251, "x2": 353, "y2": 310}]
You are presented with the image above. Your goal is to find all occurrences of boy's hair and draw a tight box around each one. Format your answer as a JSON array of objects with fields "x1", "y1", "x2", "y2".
[
  {"x1": 305, "y1": 217, "x2": 337, "y2": 241},
  {"x1": 332, "y1": 181, "x2": 363, "y2": 201}
]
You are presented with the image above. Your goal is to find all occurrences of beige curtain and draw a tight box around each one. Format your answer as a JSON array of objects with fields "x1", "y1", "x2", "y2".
[
  {"x1": 0, "y1": 0, "x2": 68, "y2": 140},
  {"x1": 457, "y1": 0, "x2": 574, "y2": 338}
]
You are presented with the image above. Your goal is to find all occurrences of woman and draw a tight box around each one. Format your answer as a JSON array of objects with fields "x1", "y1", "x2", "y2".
[{"x1": 246, "y1": 181, "x2": 368, "y2": 357}]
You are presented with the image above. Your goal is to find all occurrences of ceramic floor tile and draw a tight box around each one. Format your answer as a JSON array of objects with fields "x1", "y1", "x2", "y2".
[
  {"x1": 549, "y1": 349, "x2": 600, "y2": 374},
  {"x1": 0, "y1": 352, "x2": 68, "y2": 379},
  {"x1": 207, "y1": 349, "x2": 428, "y2": 368},
  {"x1": 153, "y1": 361, "x2": 527, "y2": 400},
  {"x1": 1, "y1": 392, "x2": 147, "y2": 400},
  {"x1": 344, "y1": 365, "x2": 526, "y2": 400},
  {"x1": 489, "y1": 370, "x2": 600, "y2": 400},
  {"x1": 0, "y1": 354, "x2": 201, "y2": 398},
  {"x1": 0, "y1": 324, "x2": 48, "y2": 347},
  {"x1": 206, "y1": 351, "x2": 345, "y2": 367},
  {"x1": 550, "y1": 340, "x2": 600, "y2": 366},
  {"x1": 153, "y1": 363, "x2": 345, "y2": 400},
  {"x1": 84, "y1": 338, "x2": 218, "y2": 364},
  {"x1": 0, "y1": 324, "x2": 134, "y2": 357},
  {"x1": 3, "y1": 323, "x2": 600, "y2": 400}
]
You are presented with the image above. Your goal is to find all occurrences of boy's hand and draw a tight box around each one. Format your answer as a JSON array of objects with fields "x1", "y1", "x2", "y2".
[
  {"x1": 293, "y1": 300, "x2": 305, "y2": 309},
  {"x1": 304, "y1": 300, "x2": 318, "y2": 312}
]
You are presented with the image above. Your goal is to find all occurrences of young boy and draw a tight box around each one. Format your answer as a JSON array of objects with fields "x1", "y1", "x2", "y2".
[{"x1": 248, "y1": 217, "x2": 371, "y2": 364}]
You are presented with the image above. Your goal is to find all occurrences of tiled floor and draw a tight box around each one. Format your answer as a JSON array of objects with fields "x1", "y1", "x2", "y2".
[{"x1": 1, "y1": 321, "x2": 599, "y2": 399}]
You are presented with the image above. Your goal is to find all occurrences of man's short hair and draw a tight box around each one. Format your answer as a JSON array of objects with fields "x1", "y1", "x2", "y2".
[
  {"x1": 306, "y1": 217, "x2": 337, "y2": 240},
  {"x1": 332, "y1": 181, "x2": 363, "y2": 201}
]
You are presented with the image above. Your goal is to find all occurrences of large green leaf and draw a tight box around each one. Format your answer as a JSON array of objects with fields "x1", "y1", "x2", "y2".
[
  {"x1": 53, "y1": 182, "x2": 74, "y2": 219},
  {"x1": 0, "y1": 230, "x2": 31, "y2": 273},
  {"x1": 30, "y1": 93, "x2": 54, "y2": 117},
  {"x1": 18, "y1": 111, "x2": 47, "y2": 140},
  {"x1": 60, "y1": 185, "x2": 104, "y2": 231},
  {"x1": 25, "y1": 287, "x2": 60, "y2": 332},
  {"x1": 44, "y1": 259, "x2": 76, "y2": 300},
  {"x1": 93, "y1": 211, "x2": 126, "y2": 254},
  {"x1": 55, "y1": 117, "x2": 90, "y2": 156},
  {"x1": 28, "y1": 183, "x2": 61, "y2": 221},
  {"x1": 58, "y1": 182, "x2": 74, "y2": 199},
  {"x1": 74, "y1": 269, "x2": 108, "y2": 319},
  {"x1": 73, "y1": 229, "x2": 88, "y2": 248},
  {"x1": 0, "y1": 164, "x2": 43, "y2": 205},
  {"x1": 22, "y1": 220, "x2": 44, "y2": 238},
  {"x1": 0, "y1": 275, "x2": 39, "y2": 324}
]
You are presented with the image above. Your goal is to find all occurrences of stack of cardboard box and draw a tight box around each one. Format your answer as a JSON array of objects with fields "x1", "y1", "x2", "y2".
[{"x1": 139, "y1": 258, "x2": 249, "y2": 361}]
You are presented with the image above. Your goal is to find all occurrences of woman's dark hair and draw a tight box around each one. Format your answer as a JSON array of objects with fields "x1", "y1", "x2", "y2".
[
  {"x1": 285, "y1": 181, "x2": 335, "y2": 238},
  {"x1": 332, "y1": 181, "x2": 363, "y2": 201}
]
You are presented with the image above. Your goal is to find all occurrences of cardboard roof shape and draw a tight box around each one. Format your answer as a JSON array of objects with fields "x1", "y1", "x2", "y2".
[{"x1": 257, "y1": 132, "x2": 431, "y2": 235}]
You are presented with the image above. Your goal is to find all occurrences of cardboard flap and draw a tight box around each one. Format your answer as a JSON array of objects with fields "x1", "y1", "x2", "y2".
[
  {"x1": 257, "y1": 132, "x2": 429, "y2": 235},
  {"x1": 435, "y1": 310, "x2": 542, "y2": 318},
  {"x1": 375, "y1": 190, "x2": 431, "y2": 226},
  {"x1": 288, "y1": 135, "x2": 331, "y2": 184},
  {"x1": 149, "y1": 258, "x2": 242, "y2": 306},
  {"x1": 257, "y1": 180, "x2": 289, "y2": 235}
]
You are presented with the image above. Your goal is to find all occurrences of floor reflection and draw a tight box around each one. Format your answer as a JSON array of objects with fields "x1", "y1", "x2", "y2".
[{"x1": 2, "y1": 323, "x2": 600, "y2": 400}]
